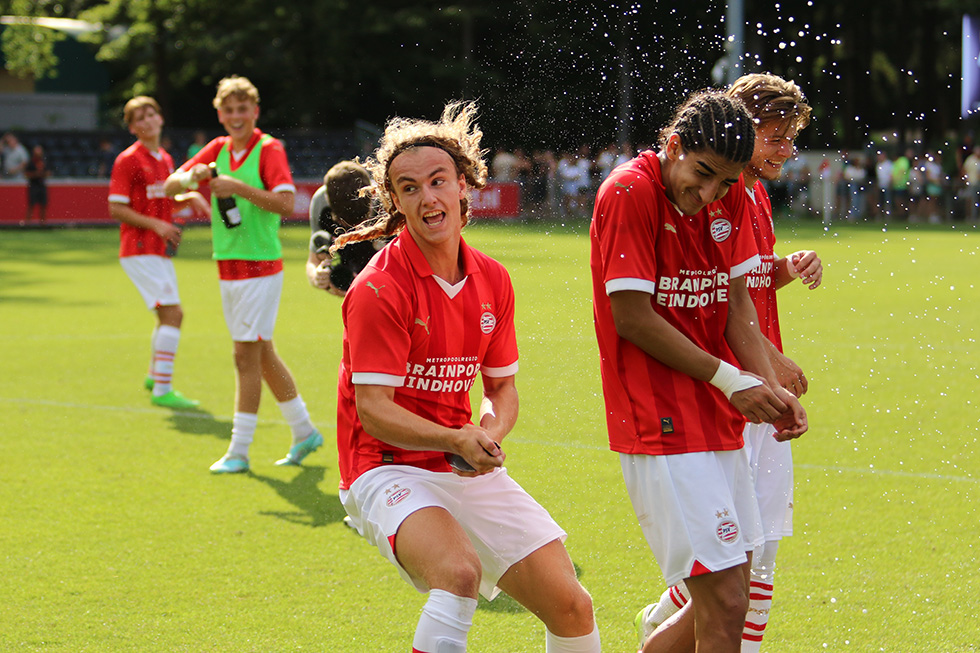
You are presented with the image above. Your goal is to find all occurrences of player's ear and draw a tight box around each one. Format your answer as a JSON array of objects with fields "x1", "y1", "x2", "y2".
[
  {"x1": 457, "y1": 173, "x2": 466, "y2": 199},
  {"x1": 665, "y1": 133, "x2": 684, "y2": 161}
]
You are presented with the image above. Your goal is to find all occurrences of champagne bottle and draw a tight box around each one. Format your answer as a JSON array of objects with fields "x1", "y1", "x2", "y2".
[{"x1": 209, "y1": 162, "x2": 241, "y2": 228}]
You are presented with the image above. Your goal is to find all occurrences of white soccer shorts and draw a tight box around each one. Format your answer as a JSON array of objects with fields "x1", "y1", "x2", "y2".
[
  {"x1": 743, "y1": 421, "x2": 794, "y2": 540},
  {"x1": 219, "y1": 271, "x2": 283, "y2": 342},
  {"x1": 340, "y1": 465, "x2": 567, "y2": 600},
  {"x1": 620, "y1": 449, "x2": 764, "y2": 588},
  {"x1": 120, "y1": 255, "x2": 180, "y2": 310}
]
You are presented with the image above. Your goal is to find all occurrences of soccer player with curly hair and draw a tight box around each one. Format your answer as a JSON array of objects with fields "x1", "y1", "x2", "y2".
[{"x1": 335, "y1": 101, "x2": 600, "y2": 653}]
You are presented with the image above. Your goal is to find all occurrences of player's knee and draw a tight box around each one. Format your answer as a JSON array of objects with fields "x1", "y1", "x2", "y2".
[
  {"x1": 708, "y1": 592, "x2": 749, "y2": 634},
  {"x1": 432, "y1": 555, "x2": 482, "y2": 598},
  {"x1": 565, "y1": 586, "x2": 596, "y2": 626},
  {"x1": 544, "y1": 585, "x2": 595, "y2": 634}
]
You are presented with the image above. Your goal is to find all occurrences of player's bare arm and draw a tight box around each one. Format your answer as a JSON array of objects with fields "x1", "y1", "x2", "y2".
[
  {"x1": 210, "y1": 175, "x2": 295, "y2": 216},
  {"x1": 611, "y1": 289, "x2": 781, "y2": 427},
  {"x1": 109, "y1": 203, "x2": 181, "y2": 244},
  {"x1": 609, "y1": 290, "x2": 721, "y2": 381},
  {"x1": 726, "y1": 276, "x2": 807, "y2": 434},
  {"x1": 163, "y1": 163, "x2": 210, "y2": 196},
  {"x1": 355, "y1": 384, "x2": 504, "y2": 475},
  {"x1": 173, "y1": 190, "x2": 211, "y2": 219},
  {"x1": 479, "y1": 374, "x2": 518, "y2": 445},
  {"x1": 766, "y1": 338, "x2": 808, "y2": 397},
  {"x1": 774, "y1": 249, "x2": 822, "y2": 290}
]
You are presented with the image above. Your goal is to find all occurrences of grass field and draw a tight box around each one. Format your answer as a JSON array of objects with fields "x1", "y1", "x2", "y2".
[{"x1": 1, "y1": 218, "x2": 978, "y2": 652}]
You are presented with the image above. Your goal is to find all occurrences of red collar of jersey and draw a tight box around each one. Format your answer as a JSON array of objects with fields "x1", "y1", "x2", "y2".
[
  {"x1": 636, "y1": 150, "x2": 668, "y2": 194},
  {"x1": 397, "y1": 229, "x2": 480, "y2": 280},
  {"x1": 223, "y1": 129, "x2": 264, "y2": 160}
]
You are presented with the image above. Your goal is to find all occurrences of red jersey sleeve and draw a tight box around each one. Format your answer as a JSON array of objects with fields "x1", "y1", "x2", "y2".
[
  {"x1": 593, "y1": 167, "x2": 661, "y2": 295},
  {"x1": 258, "y1": 138, "x2": 294, "y2": 192},
  {"x1": 479, "y1": 262, "x2": 519, "y2": 376},
  {"x1": 108, "y1": 151, "x2": 135, "y2": 203},
  {"x1": 179, "y1": 138, "x2": 225, "y2": 171},
  {"x1": 344, "y1": 267, "x2": 413, "y2": 383},
  {"x1": 724, "y1": 176, "x2": 762, "y2": 278}
]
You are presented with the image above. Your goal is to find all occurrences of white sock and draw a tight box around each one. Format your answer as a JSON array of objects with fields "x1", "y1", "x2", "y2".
[
  {"x1": 647, "y1": 581, "x2": 690, "y2": 628},
  {"x1": 147, "y1": 326, "x2": 158, "y2": 377},
  {"x1": 742, "y1": 541, "x2": 779, "y2": 652},
  {"x1": 229, "y1": 412, "x2": 258, "y2": 459},
  {"x1": 278, "y1": 395, "x2": 315, "y2": 444},
  {"x1": 150, "y1": 325, "x2": 180, "y2": 397},
  {"x1": 412, "y1": 589, "x2": 476, "y2": 653},
  {"x1": 545, "y1": 624, "x2": 600, "y2": 652}
]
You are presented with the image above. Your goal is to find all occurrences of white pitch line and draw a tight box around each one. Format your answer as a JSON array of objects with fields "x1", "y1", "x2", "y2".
[
  {"x1": 508, "y1": 437, "x2": 978, "y2": 484},
  {"x1": 3, "y1": 396, "x2": 976, "y2": 485},
  {"x1": 794, "y1": 463, "x2": 978, "y2": 484}
]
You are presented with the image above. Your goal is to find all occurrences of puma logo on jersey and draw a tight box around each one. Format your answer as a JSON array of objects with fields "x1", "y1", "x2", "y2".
[
  {"x1": 415, "y1": 316, "x2": 430, "y2": 334},
  {"x1": 664, "y1": 223, "x2": 677, "y2": 234},
  {"x1": 366, "y1": 281, "x2": 385, "y2": 297},
  {"x1": 614, "y1": 181, "x2": 634, "y2": 191}
]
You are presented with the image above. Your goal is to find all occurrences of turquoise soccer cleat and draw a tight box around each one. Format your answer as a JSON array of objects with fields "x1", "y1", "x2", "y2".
[
  {"x1": 209, "y1": 454, "x2": 249, "y2": 474},
  {"x1": 151, "y1": 390, "x2": 200, "y2": 410},
  {"x1": 274, "y1": 430, "x2": 324, "y2": 466},
  {"x1": 144, "y1": 374, "x2": 154, "y2": 391}
]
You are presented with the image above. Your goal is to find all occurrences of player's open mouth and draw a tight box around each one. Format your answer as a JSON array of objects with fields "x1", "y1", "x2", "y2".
[{"x1": 422, "y1": 211, "x2": 445, "y2": 226}]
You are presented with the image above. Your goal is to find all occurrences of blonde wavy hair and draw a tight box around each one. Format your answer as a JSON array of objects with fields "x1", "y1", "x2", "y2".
[
  {"x1": 213, "y1": 75, "x2": 260, "y2": 109},
  {"x1": 726, "y1": 73, "x2": 811, "y2": 132},
  {"x1": 332, "y1": 101, "x2": 488, "y2": 252}
]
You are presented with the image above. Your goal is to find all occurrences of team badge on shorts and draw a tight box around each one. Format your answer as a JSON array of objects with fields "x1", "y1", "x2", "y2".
[
  {"x1": 716, "y1": 519, "x2": 740, "y2": 544},
  {"x1": 480, "y1": 311, "x2": 497, "y2": 334},
  {"x1": 385, "y1": 484, "x2": 411, "y2": 507},
  {"x1": 710, "y1": 217, "x2": 732, "y2": 242}
]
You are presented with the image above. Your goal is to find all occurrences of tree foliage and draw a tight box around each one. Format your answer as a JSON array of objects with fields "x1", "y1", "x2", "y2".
[
  {"x1": 0, "y1": 0, "x2": 66, "y2": 79},
  {"x1": 2, "y1": 0, "x2": 979, "y2": 151}
]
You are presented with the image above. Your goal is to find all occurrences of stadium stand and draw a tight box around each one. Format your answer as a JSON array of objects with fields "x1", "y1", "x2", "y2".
[{"x1": 10, "y1": 127, "x2": 358, "y2": 179}]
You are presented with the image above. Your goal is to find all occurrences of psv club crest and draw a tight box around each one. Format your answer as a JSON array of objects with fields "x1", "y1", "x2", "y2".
[
  {"x1": 709, "y1": 208, "x2": 732, "y2": 243},
  {"x1": 480, "y1": 311, "x2": 497, "y2": 334}
]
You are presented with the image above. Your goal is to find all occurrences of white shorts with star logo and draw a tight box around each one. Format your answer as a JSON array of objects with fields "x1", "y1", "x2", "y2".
[
  {"x1": 340, "y1": 465, "x2": 566, "y2": 600},
  {"x1": 620, "y1": 449, "x2": 763, "y2": 588}
]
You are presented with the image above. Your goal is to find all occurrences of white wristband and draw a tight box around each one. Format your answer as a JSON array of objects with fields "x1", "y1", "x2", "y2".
[
  {"x1": 174, "y1": 169, "x2": 196, "y2": 190},
  {"x1": 709, "y1": 360, "x2": 763, "y2": 400}
]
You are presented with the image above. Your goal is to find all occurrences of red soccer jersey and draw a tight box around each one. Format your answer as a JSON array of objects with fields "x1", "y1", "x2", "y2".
[
  {"x1": 742, "y1": 181, "x2": 783, "y2": 352},
  {"x1": 108, "y1": 141, "x2": 176, "y2": 258},
  {"x1": 337, "y1": 230, "x2": 519, "y2": 489},
  {"x1": 590, "y1": 151, "x2": 761, "y2": 456},
  {"x1": 179, "y1": 129, "x2": 295, "y2": 195}
]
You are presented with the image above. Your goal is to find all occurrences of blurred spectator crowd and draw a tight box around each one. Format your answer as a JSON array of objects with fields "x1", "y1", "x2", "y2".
[
  {"x1": 488, "y1": 138, "x2": 980, "y2": 224},
  {"x1": 6, "y1": 126, "x2": 980, "y2": 225}
]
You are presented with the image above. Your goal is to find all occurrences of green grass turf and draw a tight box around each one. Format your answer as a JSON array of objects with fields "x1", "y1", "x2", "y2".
[{"x1": 0, "y1": 219, "x2": 977, "y2": 651}]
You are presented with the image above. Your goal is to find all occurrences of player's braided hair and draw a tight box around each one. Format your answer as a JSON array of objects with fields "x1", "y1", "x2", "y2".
[
  {"x1": 332, "y1": 101, "x2": 488, "y2": 253},
  {"x1": 659, "y1": 90, "x2": 755, "y2": 165},
  {"x1": 726, "y1": 73, "x2": 811, "y2": 132}
]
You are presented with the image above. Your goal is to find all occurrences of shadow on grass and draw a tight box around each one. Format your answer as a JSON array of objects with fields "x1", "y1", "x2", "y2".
[
  {"x1": 250, "y1": 465, "x2": 347, "y2": 528},
  {"x1": 166, "y1": 408, "x2": 232, "y2": 440}
]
